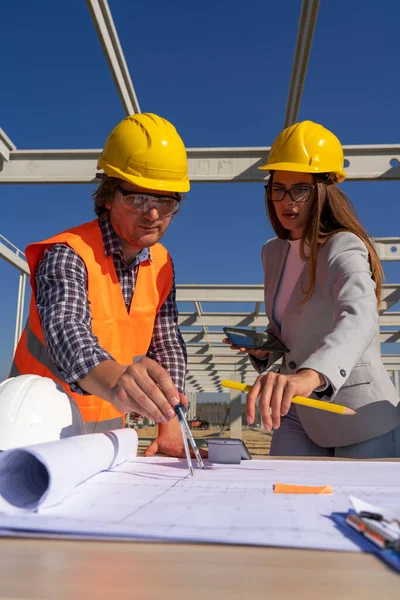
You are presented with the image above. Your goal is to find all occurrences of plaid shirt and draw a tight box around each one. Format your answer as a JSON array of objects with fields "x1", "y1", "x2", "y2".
[{"x1": 35, "y1": 219, "x2": 187, "y2": 394}]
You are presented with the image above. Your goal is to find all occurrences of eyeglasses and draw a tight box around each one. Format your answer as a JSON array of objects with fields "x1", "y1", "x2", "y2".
[
  {"x1": 265, "y1": 183, "x2": 316, "y2": 203},
  {"x1": 117, "y1": 186, "x2": 182, "y2": 217}
]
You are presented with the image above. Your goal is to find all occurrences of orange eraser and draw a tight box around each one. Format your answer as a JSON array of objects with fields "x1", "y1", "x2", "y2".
[{"x1": 273, "y1": 483, "x2": 333, "y2": 494}]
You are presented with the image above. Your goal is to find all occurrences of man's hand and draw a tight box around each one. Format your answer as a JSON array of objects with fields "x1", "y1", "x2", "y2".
[
  {"x1": 144, "y1": 393, "x2": 208, "y2": 458},
  {"x1": 246, "y1": 369, "x2": 324, "y2": 431},
  {"x1": 113, "y1": 357, "x2": 188, "y2": 423}
]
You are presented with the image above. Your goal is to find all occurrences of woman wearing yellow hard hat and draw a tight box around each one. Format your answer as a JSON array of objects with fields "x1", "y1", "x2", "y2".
[{"x1": 234, "y1": 120, "x2": 400, "y2": 457}]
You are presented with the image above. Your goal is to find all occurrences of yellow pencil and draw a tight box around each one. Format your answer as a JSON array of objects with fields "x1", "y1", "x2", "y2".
[{"x1": 221, "y1": 380, "x2": 356, "y2": 415}]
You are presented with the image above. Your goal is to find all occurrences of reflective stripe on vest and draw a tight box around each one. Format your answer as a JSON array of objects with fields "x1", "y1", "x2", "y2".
[
  {"x1": 11, "y1": 219, "x2": 173, "y2": 426},
  {"x1": 9, "y1": 362, "x2": 20, "y2": 377},
  {"x1": 22, "y1": 321, "x2": 62, "y2": 380}
]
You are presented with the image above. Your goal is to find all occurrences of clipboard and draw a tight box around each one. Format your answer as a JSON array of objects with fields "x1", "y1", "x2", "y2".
[{"x1": 331, "y1": 511, "x2": 400, "y2": 573}]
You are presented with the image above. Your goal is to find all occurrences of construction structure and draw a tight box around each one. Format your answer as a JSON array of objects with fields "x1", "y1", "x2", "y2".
[{"x1": 1, "y1": 0, "x2": 399, "y2": 437}]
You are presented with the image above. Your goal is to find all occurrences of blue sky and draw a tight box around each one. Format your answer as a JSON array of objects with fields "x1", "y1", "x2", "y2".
[{"x1": 1, "y1": 0, "x2": 399, "y2": 384}]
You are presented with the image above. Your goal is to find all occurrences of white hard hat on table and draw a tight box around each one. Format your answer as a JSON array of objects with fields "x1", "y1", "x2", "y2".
[{"x1": 0, "y1": 375, "x2": 84, "y2": 451}]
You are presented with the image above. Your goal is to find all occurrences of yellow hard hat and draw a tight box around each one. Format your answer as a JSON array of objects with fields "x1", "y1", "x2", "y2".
[
  {"x1": 259, "y1": 120, "x2": 346, "y2": 183},
  {"x1": 98, "y1": 113, "x2": 190, "y2": 193}
]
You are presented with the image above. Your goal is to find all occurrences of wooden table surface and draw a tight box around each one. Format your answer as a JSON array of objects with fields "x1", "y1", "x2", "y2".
[
  {"x1": 0, "y1": 538, "x2": 398, "y2": 600},
  {"x1": 0, "y1": 456, "x2": 398, "y2": 599}
]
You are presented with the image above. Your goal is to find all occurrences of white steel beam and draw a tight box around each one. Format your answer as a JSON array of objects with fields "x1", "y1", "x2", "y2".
[
  {"x1": 187, "y1": 355, "x2": 400, "y2": 373},
  {"x1": 179, "y1": 312, "x2": 400, "y2": 328},
  {"x1": 393, "y1": 371, "x2": 400, "y2": 395},
  {"x1": 177, "y1": 284, "x2": 265, "y2": 303},
  {"x1": 183, "y1": 331, "x2": 400, "y2": 345},
  {"x1": 0, "y1": 237, "x2": 30, "y2": 275},
  {"x1": 0, "y1": 236, "x2": 29, "y2": 350},
  {"x1": 177, "y1": 283, "x2": 400, "y2": 303},
  {"x1": 0, "y1": 128, "x2": 16, "y2": 162},
  {"x1": 187, "y1": 355, "x2": 249, "y2": 365},
  {"x1": 1, "y1": 145, "x2": 400, "y2": 183},
  {"x1": 185, "y1": 345, "x2": 247, "y2": 356},
  {"x1": 381, "y1": 331, "x2": 400, "y2": 343},
  {"x1": 187, "y1": 349, "x2": 400, "y2": 365},
  {"x1": 187, "y1": 366, "x2": 267, "y2": 375},
  {"x1": 377, "y1": 315, "x2": 400, "y2": 327},
  {"x1": 188, "y1": 374, "x2": 400, "y2": 392},
  {"x1": 372, "y1": 238, "x2": 400, "y2": 262},
  {"x1": 254, "y1": 302, "x2": 262, "y2": 316},
  {"x1": 284, "y1": 0, "x2": 320, "y2": 128},
  {"x1": 381, "y1": 355, "x2": 400, "y2": 367},
  {"x1": 179, "y1": 313, "x2": 266, "y2": 327},
  {"x1": 186, "y1": 379, "x2": 247, "y2": 387},
  {"x1": 187, "y1": 375, "x2": 262, "y2": 382},
  {"x1": 0, "y1": 149, "x2": 100, "y2": 184},
  {"x1": 86, "y1": 0, "x2": 140, "y2": 114},
  {"x1": 14, "y1": 273, "x2": 27, "y2": 352},
  {"x1": 186, "y1": 357, "x2": 400, "y2": 385}
]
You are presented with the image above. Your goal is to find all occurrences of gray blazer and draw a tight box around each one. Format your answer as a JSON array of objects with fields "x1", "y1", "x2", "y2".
[{"x1": 253, "y1": 231, "x2": 400, "y2": 448}]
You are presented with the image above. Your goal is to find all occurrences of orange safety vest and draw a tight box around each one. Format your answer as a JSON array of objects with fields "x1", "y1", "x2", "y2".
[{"x1": 10, "y1": 219, "x2": 173, "y2": 433}]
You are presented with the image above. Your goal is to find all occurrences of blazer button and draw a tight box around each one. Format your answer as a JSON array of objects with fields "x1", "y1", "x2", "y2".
[
  {"x1": 340, "y1": 369, "x2": 346, "y2": 377},
  {"x1": 288, "y1": 361, "x2": 297, "y2": 370}
]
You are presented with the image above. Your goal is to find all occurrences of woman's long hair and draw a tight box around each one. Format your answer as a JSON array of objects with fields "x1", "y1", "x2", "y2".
[{"x1": 266, "y1": 175, "x2": 384, "y2": 305}]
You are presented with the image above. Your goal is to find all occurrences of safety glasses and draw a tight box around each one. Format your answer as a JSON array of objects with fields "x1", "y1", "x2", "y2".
[{"x1": 117, "y1": 186, "x2": 182, "y2": 217}]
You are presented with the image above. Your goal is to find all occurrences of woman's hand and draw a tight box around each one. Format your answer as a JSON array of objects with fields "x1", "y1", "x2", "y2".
[
  {"x1": 222, "y1": 338, "x2": 270, "y2": 360},
  {"x1": 246, "y1": 369, "x2": 324, "y2": 431}
]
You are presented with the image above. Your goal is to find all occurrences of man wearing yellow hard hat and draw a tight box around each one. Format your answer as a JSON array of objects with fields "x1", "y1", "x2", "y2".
[
  {"x1": 11, "y1": 113, "x2": 195, "y2": 458},
  {"x1": 225, "y1": 120, "x2": 400, "y2": 458}
]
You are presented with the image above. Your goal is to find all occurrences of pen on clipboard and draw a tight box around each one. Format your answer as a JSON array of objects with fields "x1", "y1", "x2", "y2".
[
  {"x1": 221, "y1": 380, "x2": 356, "y2": 415},
  {"x1": 175, "y1": 404, "x2": 205, "y2": 475},
  {"x1": 346, "y1": 512, "x2": 400, "y2": 551}
]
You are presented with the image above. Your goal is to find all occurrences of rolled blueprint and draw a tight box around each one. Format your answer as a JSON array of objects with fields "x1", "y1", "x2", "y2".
[{"x1": 0, "y1": 428, "x2": 138, "y2": 513}]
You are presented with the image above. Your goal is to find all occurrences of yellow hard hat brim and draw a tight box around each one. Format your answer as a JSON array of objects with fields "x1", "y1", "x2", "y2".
[
  {"x1": 100, "y1": 162, "x2": 191, "y2": 193},
  {"x1": 258, "y1": 161, "x2": 346, "y2": 183}
]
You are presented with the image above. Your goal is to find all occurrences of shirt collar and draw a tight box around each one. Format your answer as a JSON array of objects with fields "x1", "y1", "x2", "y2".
[{"x1": 99, "y1": 219, "x2": 151, "y2": 265}]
